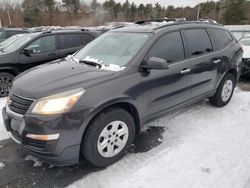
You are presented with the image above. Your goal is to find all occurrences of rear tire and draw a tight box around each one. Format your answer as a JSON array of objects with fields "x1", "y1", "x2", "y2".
[
  {"x1": 82, "y1": 107, "x2": 135, "y2": 167},
  {"x1": 209, "y1": 73, "x2": 236, "y2": 107},
  {"x1": 0, "y1": 72, "x2": 15, "y2": 97}
]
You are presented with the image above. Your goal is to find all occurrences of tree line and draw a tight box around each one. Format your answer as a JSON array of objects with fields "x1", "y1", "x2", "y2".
[{"x1": 0, "y1": 0, "x2": 249, "y2": 27}]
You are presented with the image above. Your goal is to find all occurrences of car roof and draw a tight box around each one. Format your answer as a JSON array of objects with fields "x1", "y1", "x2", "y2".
[
  {"x1": 111, "y1": 21, "x2": 226, "y2": 34},
  {"x1": 35, "y1": 29, "x2": 100, "y2": 36}
]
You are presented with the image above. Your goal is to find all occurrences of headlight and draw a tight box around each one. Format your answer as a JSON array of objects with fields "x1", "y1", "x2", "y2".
[{"x1": 31, "y1": 88, "x2": 85, "y2": 115}]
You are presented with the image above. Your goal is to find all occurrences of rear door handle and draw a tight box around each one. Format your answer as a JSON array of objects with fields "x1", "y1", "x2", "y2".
[
  {"x1": 181, "y1": 69, "x2": 191, "y2": 74},
  {"x1": 213, "y1": 59, "x2": 221, "y2": 64}
]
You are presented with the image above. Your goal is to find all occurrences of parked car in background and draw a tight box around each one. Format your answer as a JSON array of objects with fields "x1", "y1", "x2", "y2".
[
  {"x1": 239, "y1": 35, "x2": 250, "y2": 76},
  {"x1": 2, "y1": 21, "x2": 242, "y2": 167},
  {"x1": 0, "y1": 34, "x2": 27, "y2": 49},
  {"x1": 0, "y1": 28, "x2": 30, "y2": 43},
  {"x1": 0, "y1": 30, "x2": 100, "y2": 97}
]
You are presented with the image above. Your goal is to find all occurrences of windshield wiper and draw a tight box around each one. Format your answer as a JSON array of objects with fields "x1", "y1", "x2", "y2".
[{"x1": 79, "y1": 60, "x2": 102, "y2": 68}]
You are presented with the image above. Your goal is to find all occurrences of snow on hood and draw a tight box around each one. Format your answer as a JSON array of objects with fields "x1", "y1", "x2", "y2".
[
  {"x1": 66, "y1": 55, "x2": 126, "y2": 72},
  {"x1": 100, "y1": 64, "x2": 126, "y2": 72}
]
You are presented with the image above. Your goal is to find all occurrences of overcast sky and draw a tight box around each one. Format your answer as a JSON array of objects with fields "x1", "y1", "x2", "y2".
[{"x1": 95, "y1": 0, "x2": 214, "y2": 7}]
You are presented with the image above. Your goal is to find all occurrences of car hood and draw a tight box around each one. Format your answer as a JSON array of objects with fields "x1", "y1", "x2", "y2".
[{"x1": 12, "y1": 60, "x2": 115, "y2": 99}]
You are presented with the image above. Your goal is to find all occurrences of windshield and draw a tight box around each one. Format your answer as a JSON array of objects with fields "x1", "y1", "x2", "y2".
[
  {"x1": 74, "y1": 32, "x2": 152, "y2": 67},
  {"x1": 0, "y1": 34, "x2": 26, "y2": 47},
  {"x1": 2, "y1": 34, "x2": 35, "y2": 53},
  {"x1": 239, "y1": 37, "x2": 250, "y2": 46}
]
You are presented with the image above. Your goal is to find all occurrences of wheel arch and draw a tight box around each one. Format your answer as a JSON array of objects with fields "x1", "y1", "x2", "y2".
[
  {"x1": 78, "y1": 99, "x2": 141, "y2": 161},
  {"x1": 216, "y1": 68, "x2": 238, "y2": 89},
  {"x1": 0, "y1": 67, "x2": 19, "y2": 76},
  {"x1": 84, "y1": 100, "x2": 141, "y2": 136}
]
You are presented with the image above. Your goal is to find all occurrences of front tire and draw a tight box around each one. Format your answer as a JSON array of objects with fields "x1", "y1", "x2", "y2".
[
  {"x1": 0, "y1": 72, "x2": 15, "y2": 97},
  {"x1": 209, "y1": 73, "x2": 236, "y2": 107},
  {"x1": 82, "y1": 107, "x2": 135, "y2": 167}
]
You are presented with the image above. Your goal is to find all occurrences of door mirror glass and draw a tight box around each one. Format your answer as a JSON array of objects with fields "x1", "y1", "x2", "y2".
[
  {"x1": 22, "y1": 48, "x2": 34, "y2": 56},
  {"x1": 144, "y1": 57, "x2": 169, "y2": 70}
]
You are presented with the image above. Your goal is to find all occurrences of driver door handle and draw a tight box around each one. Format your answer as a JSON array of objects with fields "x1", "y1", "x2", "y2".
[
  {"x1": 181, "y1": 69, "x2": 191, "y2": 74},
  {"x1": 213, "y1": 59, "x2": 221, "y2": 64}
]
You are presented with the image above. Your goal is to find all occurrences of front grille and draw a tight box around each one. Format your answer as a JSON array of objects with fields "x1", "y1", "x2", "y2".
[{"x1": 8, "y1": 92, "x2": 34, "y2": 115}]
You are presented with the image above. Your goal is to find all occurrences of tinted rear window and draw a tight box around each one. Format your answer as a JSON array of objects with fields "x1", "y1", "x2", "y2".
[
  {"x1": 208, "y1": 29, "x2": 233, "y2": 50},
  {"x1": 183, "y1": 29, "x2": 213, "y2": 57},
  {"x1": 147, "y1": 31, "x2": 185, "y2": 63},
  {"x1": 80, "y1": 34, "x2": 94, "y2": 45},
  {"x1": 58, "y1": 34, "x2": 82, "y2": 49}
]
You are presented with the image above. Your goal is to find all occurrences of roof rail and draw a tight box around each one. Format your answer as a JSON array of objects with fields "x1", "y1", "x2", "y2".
[
  {"x1": 135, "y1": 18, "x2": 186, "y2": 25},
  {"x1": 42, "y1": 30, "x2": 52, "y2": 34}
]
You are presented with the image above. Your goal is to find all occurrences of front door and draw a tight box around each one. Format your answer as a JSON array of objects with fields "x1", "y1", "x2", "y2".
[
  {"x1": 19, "y1": 35, "x2": 60, "y2": 71},
  {"x1": 141, "y1": 31, "x2": 193, "y2": 121}
]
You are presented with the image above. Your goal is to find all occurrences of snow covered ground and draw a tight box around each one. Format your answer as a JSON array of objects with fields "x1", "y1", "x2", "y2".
[
  {"x1": 69, "y1": 89, "x2": 250, "y2": 188},
  {"x1": 1, "y1": 89, "x2": 250, "y2": 188},
  {"x1": 0, "y1": 98, "x2": 8, "y2": 141}
]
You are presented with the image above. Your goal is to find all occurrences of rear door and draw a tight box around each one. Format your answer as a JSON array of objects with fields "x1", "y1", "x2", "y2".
[
  {"x1": 182, "y1": 28, "x2": 218, "y2": 97},
  {"x1": 57, "y1": 33, "x2": 83, "y2": 57},
  {"x1": 19, "y1": 35, "x2": 60, "y2": 71},
  {"x1": 141, "y1": 31, "x2": 194, "y2": 120}
]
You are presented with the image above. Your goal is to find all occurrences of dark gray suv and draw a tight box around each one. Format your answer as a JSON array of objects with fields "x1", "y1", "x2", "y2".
[
  {"x1": 0, "y1": 30, "x2": 99, "y2": 97},
  {"x1": 2, "y1": 21, "x2": 242, "y2": 167}
]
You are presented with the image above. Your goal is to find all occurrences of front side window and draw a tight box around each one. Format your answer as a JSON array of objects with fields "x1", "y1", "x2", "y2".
[
  {"x1": 26, "y1": 35, "x2": 56, "y2": 53},
  {"x1": 208, "y1": 29, "x2": 233, "y2": 50},
  {"x1": 147, "y1": 31, "x2": 185, "y2": 63},
  {"x1": 74, "y1": 32, "x2": 152, "y2": 67},
  {"x1": 58, "y1": 34, "x2": 82, "y2": 49},
  {"x1": 183, "y1": 29, "x2": 213, "y2": 57}
]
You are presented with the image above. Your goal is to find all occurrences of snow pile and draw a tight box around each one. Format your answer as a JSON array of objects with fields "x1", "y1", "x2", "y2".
[
  {"x1": 0, "y1": 162, "x2": 5, "y2": 170},
  {"x1": 0, "y1": 98, "x2": 9, "y2": 141},
  {"x1": 25, "y1": 155, "x2": 43, "y2": 167},
  {"x1": 69, "y1": 89, "x2": 250, "y2": 188}
]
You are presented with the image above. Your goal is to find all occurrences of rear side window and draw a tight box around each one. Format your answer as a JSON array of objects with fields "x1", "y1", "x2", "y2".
[
  {"x1": 208, "y1": 29, "x2": 234, "y2": 50},
  {"x1": 183, "y1": 29, "x2": 213, "y2": 57},
  {"x1": 80, "y1": 34, "x2": 94, "y2": 45},
  {"x1": 26, "y1": 35, "x2": 56, "y2": 53},
  {"x1": 147, "y1": 31, "x2": 185, "y2": 63},
  {"x1": 58, "y1": 34, "x2": 82, "y2": 49}
]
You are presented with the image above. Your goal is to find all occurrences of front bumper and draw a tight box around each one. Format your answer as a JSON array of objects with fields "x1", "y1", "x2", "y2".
[
  {"x1": 2, "y1": 106, "x2": 85, "y2": 166},
  {"x1": 241, "y1": 58, "x2": 250, "y2": 76}
]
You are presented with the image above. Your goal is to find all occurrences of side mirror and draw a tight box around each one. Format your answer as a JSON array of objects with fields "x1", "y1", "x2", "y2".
[
  {"x1": 143, "y1": 57, "x2": 169, "y2": 70},
  {"x1": 22, "y1": 48, "x2": 34, "y2": 56}
]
